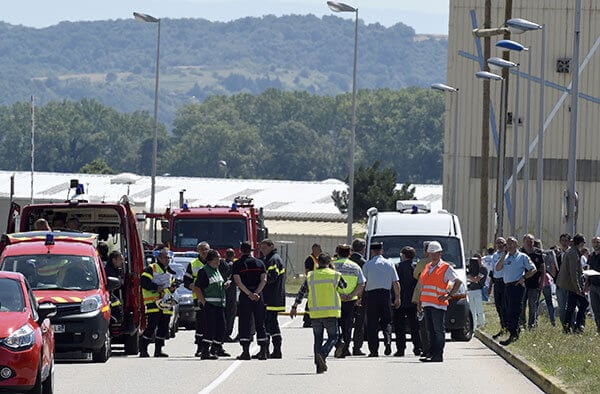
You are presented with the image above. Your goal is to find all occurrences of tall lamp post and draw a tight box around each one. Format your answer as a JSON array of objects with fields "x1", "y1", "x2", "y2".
[
  {"x1": 476, "y1": 71, "x2": 505, "y2": 238},
  {"x1": 327, "y1": 1, "x2": 358, "y2": 244},
  {"x1": 431, "y1": 83, "x2": 459, "y2": 213},
  {"x1": 134, "y1": 12, "x2": 161, "y2": 244}
]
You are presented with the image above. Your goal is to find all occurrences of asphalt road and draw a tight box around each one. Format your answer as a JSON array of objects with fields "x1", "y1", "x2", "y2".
[{"x1": 54, "y1": 300, "x2": 542, "y2": 394}]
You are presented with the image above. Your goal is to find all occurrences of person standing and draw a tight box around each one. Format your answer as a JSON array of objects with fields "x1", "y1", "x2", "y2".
[
  {"x1": 260, "y1": 239, "x2": 286, "y2": 359},
  {"x1": 520, "y1": 234, "x2": 546, "y2": 329},
  {"x1": 332, "y1": 244, "x2": 365, "y2": 358},
  {"x1": 535, "y1": 239, "x2": 557, "y2": 327},
  {"x1": 140, "y1": 247, "x2": 177, "y2": 358},
  {"x1": 495, "y1": 237, "x2": 537, "y2": 346},
  {"x1": 362, "y1": 242, "x2": 400, "y2": 357},
  {"x1": 105, "y1": 250, "x2": 124, "y2": 324},
  {"x1": 555, "y1": 233, "x2": 572, "y2": 326},
  {"x1": 585, "y1": 236, "x2": 600, "y2": 333},
  {"x1": 349, "y1": 238, "x2": 368, "y2": 356},
  {"x1": 232, "y1": 241, "x2": 268, "y2": 360},
  {"x1": 482, "y1": 246, "x2": 496, "y2": 302},
  {"x1": 290, "y1": 253, "x2": 346, "y2": 374},
  {"x1": 183, "y1": 241, "x2": 210, "y2": 357},
  {"x1": 412, "y1": 241, "x2": 431, "y2": 358},
  {"x1": 487, "y1": 237, "x2": 508, "y2": 339},
  {"x1": 223, "y1": 248, "x2": 238, "y2": 342},
  {"x1": 557, "y1": 233, "x2": 588, "y2": 334},
  {"x1": 393, "y1": 246, "x2": 421, "y2": 357},
  {"x1": 467, "y1": 256, "x2": 487, "y2": 329},
  {"x1": 418, "y1": 241, "x2": 462, "y2": 362},
  {"x1": 302, "y1": 243, "x2": 322, "y2": 328}
]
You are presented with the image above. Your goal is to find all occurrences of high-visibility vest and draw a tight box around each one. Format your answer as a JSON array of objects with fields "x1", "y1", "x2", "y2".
[
  {"x1": 307, "y1": 268, "x2": 342, "y2": 319},
  {"x1": 201, "y1": 265, "x2": 226, "y2": 307},
  {"x1": 309, "y1": 255, "x2": 318, "y2": 271},
  {"x1": 141, "y1": 263, "x2": 173, "y2": 315},
  {"x1": 419, "y1": 261, "x2": 451, "y2": 308},
  {"x1": 190, "y1": 258, "x2": 204, "y2": 300},
  {"x1": 333, "y1": 258, "x2": 360, "y2": 301}
]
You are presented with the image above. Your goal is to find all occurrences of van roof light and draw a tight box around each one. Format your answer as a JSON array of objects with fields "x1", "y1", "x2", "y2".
[{"x1": 396, "y1": 200, "x2": 431, "y2": 213}]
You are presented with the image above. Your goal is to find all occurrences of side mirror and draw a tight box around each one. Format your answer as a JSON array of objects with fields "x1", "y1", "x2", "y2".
[
  {"x1": 37, "y1": 302, "x2": 57, "y2": 322},
  {"x1": 106, "y1": 276, "x2": 121, "y2": 292}
]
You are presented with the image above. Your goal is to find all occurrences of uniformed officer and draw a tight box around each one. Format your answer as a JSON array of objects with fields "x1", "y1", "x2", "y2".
[
  {"x1": 260, "y1": 239, "x2": 286, "y2": 359},
  {"x1": 223, "y1": 248, "x2": 238, "y2": 342},
  {"x1": 104, "y1": 250, "x2": 124, "y2": 324},
  {"x1": 232, "y1": 241, "x2": 268, "y2": 360},
  {"x1": 183, "y1": 241, "x2": 210, "y2": 357},
  {"x1": 302, "y1": 243, "x2": 322, "y2": 328},
  {"x1": 140, "y1": 247, "x2": 176, "y2": 358}
]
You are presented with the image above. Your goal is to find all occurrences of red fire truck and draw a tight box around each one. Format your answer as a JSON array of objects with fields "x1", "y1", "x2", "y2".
[{"x1": 151, "y1": 196, "x2": 268, "y2": 257}]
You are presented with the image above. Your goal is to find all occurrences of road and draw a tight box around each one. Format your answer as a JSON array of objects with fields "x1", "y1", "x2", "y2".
[{"x1": 55, "y1": 301, "x2": 542, "y2": 394}]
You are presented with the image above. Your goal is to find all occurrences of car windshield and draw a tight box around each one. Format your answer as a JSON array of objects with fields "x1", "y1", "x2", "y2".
[
  {"x1": 1, "y1": 254, "x2": 100, "y2": 291},
  {"x1": 0, "y1": 278, "x2": 25, "y2": 312},
  {"x1": 172, "y1": 218, "x2": 247, "y2": 249},
  {"x1": 371, "y1": 236, "x2": 464, "y2": 269}
]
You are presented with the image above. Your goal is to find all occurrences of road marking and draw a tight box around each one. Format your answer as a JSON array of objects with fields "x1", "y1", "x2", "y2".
[{"x1": 198, "y1": 319, "x2": 296, "y2": 394}]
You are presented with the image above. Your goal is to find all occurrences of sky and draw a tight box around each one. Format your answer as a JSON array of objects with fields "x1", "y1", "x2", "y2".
[{"x1": 1, "y1": 0, "x2": 450, "y2": 35}]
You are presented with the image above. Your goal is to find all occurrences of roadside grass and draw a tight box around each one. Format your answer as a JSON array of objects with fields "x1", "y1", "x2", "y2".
[
  {"x1": 285, "y1": 275, "x2": 305, "y2": 295},
  {"x1": 481, "y1": 303, "x2": 600, "y2": 393}
]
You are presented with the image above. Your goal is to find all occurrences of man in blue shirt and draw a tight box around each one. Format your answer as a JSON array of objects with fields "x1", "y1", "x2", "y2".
[
  {"x1": 488, "y1": 237, "x2": 508, "y2": 339},
  {"x1": 363, "y1": 242, "x2": 400, "y2": 357},
  {"x1": 495, "y1": 236, "x2": 537, "y2": 345}
]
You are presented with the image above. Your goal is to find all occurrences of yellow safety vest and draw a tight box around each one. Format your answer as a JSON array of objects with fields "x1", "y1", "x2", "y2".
[
  {"x1": 141, "y1": 263, "x2": 173, "y2": 315},
  {"x1": 190, "y1": 258, "x2": 204, "y2": 300},
  {"x1": 333, "y1": 258, "x2": 360, "y2": 301},
  {"x1": 307, "y1": 268, "x2": 342, "y2": 319}
]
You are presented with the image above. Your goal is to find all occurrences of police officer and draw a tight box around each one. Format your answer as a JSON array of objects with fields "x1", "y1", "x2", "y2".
[
  {"x1": 140, "y1": 247, "x2": 176, "y2": 358},
  {"x1": 184, "y1": 241, "x2": 210, "y2": 357},
  {"x1": 332, "y1": 244, "x2": 365, "y2": 358},
  {"x1": 232, "y1": 241, "x2": 268, "y2": 360},
  {"x1": 260, "y1": 239, "x2": 286, "y2": 359}
]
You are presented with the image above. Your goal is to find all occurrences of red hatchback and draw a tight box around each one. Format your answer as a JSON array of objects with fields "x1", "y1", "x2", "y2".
[{"x1": 0, "y1": 271, "x2": 56, "y2": 393}]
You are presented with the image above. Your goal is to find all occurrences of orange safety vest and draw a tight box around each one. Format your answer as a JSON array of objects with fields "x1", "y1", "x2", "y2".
[{"x1": 419, "y1": 261, "x2": 450, "y2": 308}]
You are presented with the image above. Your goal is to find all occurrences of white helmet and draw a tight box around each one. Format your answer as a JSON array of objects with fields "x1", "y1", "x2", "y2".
[
  {"x1": 427, "y1": 241, "x2": 443, "y2": 253},
  {"x1": 157, "y1": 292, "x2": 177, "y2": 311}
]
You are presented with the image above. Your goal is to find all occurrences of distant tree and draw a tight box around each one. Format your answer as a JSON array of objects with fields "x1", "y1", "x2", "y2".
[
  {"x1": 79, "y1": 158, "x2": 115, "y2": 174},
  {"x1": 332, "y1": 161, "x2": 416, "y2": 221}
]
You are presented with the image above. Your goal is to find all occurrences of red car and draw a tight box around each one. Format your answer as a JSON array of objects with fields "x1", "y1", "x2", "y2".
[{"x1": 0, "y1": 271, "x2": 56, "y2": 393}]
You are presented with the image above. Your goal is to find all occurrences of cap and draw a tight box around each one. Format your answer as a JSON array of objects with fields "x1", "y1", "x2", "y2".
[
  {"x1": 337, "y1": 244, "x2": 351, "y2": 251},
  {"x1": 240, "y1": 241, "x2": 253, "y2": 253},
  {"x1": 370, "y1": 242, "x2": 383, "y2": 251},
  {"x1": 427, "y1": 241, "x2": 443, "y2": 253}
]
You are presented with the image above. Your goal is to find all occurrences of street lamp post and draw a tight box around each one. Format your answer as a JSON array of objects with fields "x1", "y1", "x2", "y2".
[
  {"x1": 476, "y1": 71, "x2": 505, "y2": 238},
  {"x1": 327, "y1": 1, "x2": 358, "y2": 244},
  {"x1": 431, "y1": 83, "x2": 459, "y2": 213},
  {"x1": 134, "y1": 12, "x2": 161, "y2": 245}
]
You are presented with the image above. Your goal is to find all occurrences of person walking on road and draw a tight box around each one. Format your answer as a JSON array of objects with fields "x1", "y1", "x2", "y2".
[
  {"x1": 302, "y1": 243, "x2": 322, "y2": 328},
  {"x1": 291, "y1": 253, "x2": 346, "y2": 374},
  {"x1": 362, "y1": 242, "x2": 400, "y2": 357},
  {"x1": 418, "y1": 241, "x2": 462, "y2": 362},
  {"x1": 495, "y1": 237, "x2": 536, "y2": 346},
  {"x1": 393, "y1": 246, "x2": 421, "y2": 357},
  {"x1": 332, "y1": 244, "x2": 365, "y2": 358},
  {"x1": 349, "y1": 238, "x2": 368, "y2": 355},
  {"x1": 260, "y1": 239, "x2": 286, "y2": 358},
  {"x1": 232, "y1": 241, "x2": 268, "y2": 360}
]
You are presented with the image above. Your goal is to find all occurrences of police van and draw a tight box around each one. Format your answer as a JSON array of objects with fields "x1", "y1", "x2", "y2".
[{"x1": 365, "y1": 200, "x2": 472, "y2": 341}]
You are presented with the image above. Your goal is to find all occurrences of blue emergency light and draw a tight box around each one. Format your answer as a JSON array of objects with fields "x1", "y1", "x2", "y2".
[{"x1": 45, "y1": 233, "x2": 55, "y2": 246}]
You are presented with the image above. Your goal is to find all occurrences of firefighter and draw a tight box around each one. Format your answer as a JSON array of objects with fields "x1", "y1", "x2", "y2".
[
  {"x1": 140, "y1": 247, "x2": 177, "y2": 358},
  {"x1": 232, "y1": 241, "x2": 268, "y2": 360},
  {"x1": 184, "y1": 241, "x2": 210, "y2": 357},
  {"x1": 223, "y1": 248, "x2": 238, "y2": 342},
  {"x1": 104, "y1": 250, "x2": 124, "y2": 324},
  {"x1": 260, "y1": 239, "x2": 286, "y2": 359}
]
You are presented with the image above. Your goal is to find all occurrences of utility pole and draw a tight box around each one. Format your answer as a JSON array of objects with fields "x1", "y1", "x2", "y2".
[{"x1": 480, "y1": 0, "x2": 491, "y2": 250}]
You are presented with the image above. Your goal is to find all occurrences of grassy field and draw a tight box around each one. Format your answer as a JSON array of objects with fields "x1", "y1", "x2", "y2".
[
  {"x1": 480, "y1": 302, "x2": 600, "y2": 393},
  {"x1": 285, "y1": 275, "x2": 305, "y2": 296}
]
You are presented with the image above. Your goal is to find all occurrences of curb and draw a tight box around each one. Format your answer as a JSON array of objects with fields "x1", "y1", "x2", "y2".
[{"x1": 475, "y1": 329, "x2": 570, "y2": 394}]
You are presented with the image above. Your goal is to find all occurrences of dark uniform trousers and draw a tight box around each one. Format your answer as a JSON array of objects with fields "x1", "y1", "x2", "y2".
[
  {"x1": 339, "y1": 301, "x2": 356, "y2": 346},
  {"x1": 366, "y1": 289, "x2": 392, "y2": 355},
  {"x1": 265, "y1": 310, "x2": 281, "y2": 338},
  {"x1": 505, "y1": 282, "x2": 525, "y2": 337},
  {"x1": 225, "y1": 285, "x2": 237, "y2": 338},
  {"x1": 194, "y1": 302, "x2": 206, "y2": 344},
  {"x1": 493, "y1": 278, "x2": 507, "y2": 329},
  {"x1": 142, "y1": 311, "x2": 170, "y2": 346},
  {"x1": 393, "y1": 306, "x2": 421, "y2": 353},
  {"x1": 352, "y1": 298, "x2": 367, "y2": 351},
  {"x1": 203, "y1": 303, "x2": 226, "y2": 346},
  {"x1": 423, "y1": 306, "x2": 445, "y2": 360},
  {"x1": 238, "y1": 294, "x2": 267, "y2": 343}
]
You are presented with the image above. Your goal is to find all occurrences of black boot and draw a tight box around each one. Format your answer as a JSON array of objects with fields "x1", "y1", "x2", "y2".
[
  {"x1": 213, "y1": 343, "x2": 231, "y2": 357},
  {"x1": 237, "y1": 342, "x2": 251, "y2": 360},
  {"x1": 194, "y1": 343, "x2": 203, "y2": 357},
  {"x1": 253, "y1": 337, "x2": 270, "y2": 359},
  {"x1": 257, "y1": 343, "x2": 268, "y2": 361},
  {"x1": 201, "y1": 342, "x2": 218, "y2": 360},
  {"x1": 139, "y1": 336, "x2": 150, "y2": 358},
  {"x1": 154, "y1": 339, "x2": 169, "y2": 357},
  {"x1": 270, "y1": 335, "x2": 282, "y2": 359}
]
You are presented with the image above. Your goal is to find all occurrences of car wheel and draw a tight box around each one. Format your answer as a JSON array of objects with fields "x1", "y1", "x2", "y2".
[
  {"x1": 92, "y1": 331, "x2": 111, "y2": 363},
  {"x1": 124, "y1": 332, "x2": 139, "y2": 355},
  {"x1": 451, "y1": 312, "x2": 473, "y2": 341},
  {"x1": 41, "y1": 359, "x2": 54, "y2": 394}
]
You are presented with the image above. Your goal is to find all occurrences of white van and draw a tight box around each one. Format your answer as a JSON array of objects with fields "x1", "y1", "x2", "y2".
[{"x1": 365, "y1": 200, "x2": 472, "y2": 341}]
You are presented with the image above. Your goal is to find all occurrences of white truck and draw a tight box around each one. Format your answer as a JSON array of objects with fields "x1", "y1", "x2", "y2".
[{"x1": 365, "y1": 200, "x2": 472, "y2": 341}]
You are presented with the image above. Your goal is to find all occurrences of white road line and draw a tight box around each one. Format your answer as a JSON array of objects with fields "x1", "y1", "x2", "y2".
[{"x1": 198, "y1": 319, "x2": 296, "y2": 394}]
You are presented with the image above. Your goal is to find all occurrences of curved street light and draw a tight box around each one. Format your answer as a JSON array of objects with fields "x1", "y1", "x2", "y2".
[
  {"x1": 327, "y1": 1, "x2": 358, "y2": 244},
  {"x1": 431, "y1": 83, "x2": 459, "y2": 213}
]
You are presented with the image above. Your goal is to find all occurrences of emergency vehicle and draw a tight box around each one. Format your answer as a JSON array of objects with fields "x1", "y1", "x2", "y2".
[
  {"x1": 365, "y1": 201, "x2": 473, "y2": 341},
  {"x1": 5, "y1": 181, "x2": 146, "y2": 355},
  {"x1": 0, "y1": 232, "x2": 120, "y2": 362},
  {"x1": 151, "y1": 196, "x2": 268, "y2": 257}
]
